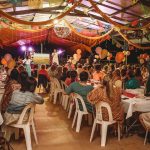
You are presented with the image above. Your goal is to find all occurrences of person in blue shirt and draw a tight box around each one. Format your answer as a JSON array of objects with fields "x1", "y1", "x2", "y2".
[
  {"x1": 125, "y1": 70, "x2": 140, "y2": 89},
  {"x1": 65, "y1": 71, "x2": 94, "y2": 113}
]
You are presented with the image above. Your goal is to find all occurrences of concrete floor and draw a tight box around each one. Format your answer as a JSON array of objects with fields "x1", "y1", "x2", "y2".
[{"x1": 11, "y1": 95, "x2": 150, "y2": 150}]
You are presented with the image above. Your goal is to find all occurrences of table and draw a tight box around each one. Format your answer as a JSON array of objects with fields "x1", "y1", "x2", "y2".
[{"x1": 122, "y1": 97, "x2": 150, "y2": 119}]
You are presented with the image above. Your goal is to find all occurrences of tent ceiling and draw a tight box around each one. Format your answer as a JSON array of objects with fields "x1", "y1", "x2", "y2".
[{"x1": 0, "y1": 0, "x2": 150, "y2": 49}]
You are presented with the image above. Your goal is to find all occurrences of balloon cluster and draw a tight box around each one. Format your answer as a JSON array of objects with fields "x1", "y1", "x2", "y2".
[
  {"x1": 72, "y1": 49, "x2": 82, "y2": 64},
  {"x1": 139, "y1": 53, "x2": 149, "y2": 64},
  {"x1": 1, "y1": 53, "x2": 16, "y2": 69},
  {"x1": 115, "y1": 51, "x2": 131, "y2": 63},
  {"x1": 123, "y1": 50, "x2": 130, "y2": 56},
  {"x1": 95, "y1": 47, "x2": 113, "y2": 61}
]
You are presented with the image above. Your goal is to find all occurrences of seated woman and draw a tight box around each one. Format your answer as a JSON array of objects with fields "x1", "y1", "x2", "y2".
[
  {"x1": 1, "y1": 69, "x2": 21, "y2": 113},
  {"x1": 65, "y1": 70, "x2": 78, "y2": 86},
  {"x1": 4, "y1": 77, "x2": 44, "y2": 126},
  {"x1": 87, "y1": 79, "x2": 124, "y2": 128},
  {"x1": 125, "y1": 70, "x2": 140, "y2": 89},
  {"x1": 112, "y1": 69, "x2": 122, "y2": 88},
  {"x1": 65, "y1": 71, "x2": 94, "y2": 113}
]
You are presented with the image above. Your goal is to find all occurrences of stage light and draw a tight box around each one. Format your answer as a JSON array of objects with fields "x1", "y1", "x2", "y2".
[
  {"x1": 21, "y1": 45, "x2": 26, "y2": 51},
  {"x1": 28, "y1": 47, "x2": 33, "y2": 52},
  {"x1": 58, "y1": 50, "x2": 63, "y2": 55}
]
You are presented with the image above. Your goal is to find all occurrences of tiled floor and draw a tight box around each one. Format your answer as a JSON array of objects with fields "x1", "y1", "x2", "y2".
[{"x1": 12, "y1": 96, "x2": 150, "y2": 150}]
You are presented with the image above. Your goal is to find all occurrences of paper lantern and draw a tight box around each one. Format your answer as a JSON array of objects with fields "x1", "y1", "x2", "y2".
[
  {"x1": 1, "y1": 58, "x2": 7, "y2": 65},
  {"x1": 7, "y1": 59, "x2": 16, "y2": 69},
  {"x1": 4, "y1": 53, "x2": 12, "y2": 62},
  {"x1": 73, "y1": 54, "x2": 78, "y2": 61},
  {"x1": 95, "y1": 47, "x2": 102, "y2": 55},
  {"x1": 76, "y1": 49, "x2": 82, "y2": 54},
  {"x1": 140, "y1": 59, "x2": 144, "y2": 64},
  {"x1": 100, "y1": 49, "x2": 108, "y2": 59}
]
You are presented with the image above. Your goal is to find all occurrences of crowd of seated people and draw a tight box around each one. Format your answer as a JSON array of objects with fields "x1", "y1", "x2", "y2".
[
  {"x1": 1, "y1": 59, "x2": 150, "y2": 142},
  {"x1": 0, "y1": 64, "x2": 44, "y2": 141}
]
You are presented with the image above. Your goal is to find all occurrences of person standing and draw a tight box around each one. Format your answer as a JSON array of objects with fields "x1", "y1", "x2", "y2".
[
  {"x1": 52, "y1": 49, "x2": 59, "y2": 65},
  {"x1": 23, "y1": 56, "x2": 32, "y2": 77}
]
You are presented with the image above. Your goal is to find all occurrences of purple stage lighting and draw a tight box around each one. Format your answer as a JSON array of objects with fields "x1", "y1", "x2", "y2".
[
  {"x1": 58, "y1": 49, "x2": 63, "y2": 55},
  {"x1": 21, "y1": 45, "x2": 27, "y2": 51},
  {"x1": 28, "y1": 47, "x2": 33, "y2": 52}
]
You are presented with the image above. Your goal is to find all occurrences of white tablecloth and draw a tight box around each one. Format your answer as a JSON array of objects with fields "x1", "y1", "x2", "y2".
[{"x1": 122, "y1": 97, "x2": 150, "y2": 119}]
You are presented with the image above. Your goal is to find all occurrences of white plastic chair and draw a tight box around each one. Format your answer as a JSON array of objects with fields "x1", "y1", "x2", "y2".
[
  {"x1": 53, "y1": 78, "x2": 64, "y2": 104},
  {"x1": 9, "y1": 103, "x2": 38, "y2": 150},
  {"x1": 90, "y1": 102, "x2": 120, "y2": 147},
  {"x1": 67, "y1": 94, "x2": 75, "y2": 119},
  {"x1": 72, "y1": 93, "x2": 89, "y2": 132},
  {"x1": 60, "y1": 81, "x2": 69, "y2": 109}
]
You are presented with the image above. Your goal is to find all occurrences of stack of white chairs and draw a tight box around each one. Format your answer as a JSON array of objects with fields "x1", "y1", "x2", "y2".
[
  {"x1": 72, "y1": 93, "x2": 89, "y2": 132},
  {"x1": 90, "y1": 101, "x2": 120, "y2": 147},
  {"x1": 8, "y1": 103, "x2": 38, "y2": 150}
]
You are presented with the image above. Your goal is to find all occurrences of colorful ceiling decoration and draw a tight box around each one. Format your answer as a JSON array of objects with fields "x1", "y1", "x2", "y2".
[{"x1": 0, "y1": 0, "x2": 149, "y2": 51}]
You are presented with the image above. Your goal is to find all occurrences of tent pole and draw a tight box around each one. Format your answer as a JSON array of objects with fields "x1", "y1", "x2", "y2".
[{"x1": 41, "y1": 43, "x2": 43, "y2": 53}]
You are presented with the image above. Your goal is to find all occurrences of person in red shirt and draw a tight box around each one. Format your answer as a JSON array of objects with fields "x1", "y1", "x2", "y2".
[
  {"x1": 38, "y1": 65, "x2": 49, "y2": 80},
  {"x1": 38, "y1": 65, "x2": 49, "y2": 92}
]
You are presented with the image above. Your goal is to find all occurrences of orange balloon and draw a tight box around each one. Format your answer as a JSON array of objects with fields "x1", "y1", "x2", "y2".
[
  {"x1": 115, "y1": 52, "x2": 125, "y2": 63},
  {"x1": 1, "y1": 58, "x2": 7, "y2": 65}
]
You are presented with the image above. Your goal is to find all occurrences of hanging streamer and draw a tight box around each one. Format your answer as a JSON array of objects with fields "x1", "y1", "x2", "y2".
[
  {"x1": 0, "y1": 0, "x2": 81, "y2": 25},
  {"x1": 89, "y1": 0, "x2": 150, "y2": 31},
  {"x1": 116, "y1": 28, "x2": 150, "y2": 50}
]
